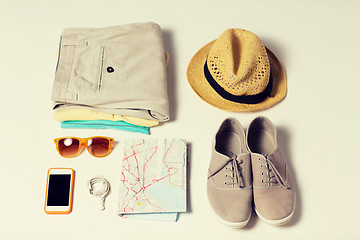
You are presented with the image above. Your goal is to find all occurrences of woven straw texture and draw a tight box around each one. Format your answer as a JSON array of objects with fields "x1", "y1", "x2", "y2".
[{"x1": 186, "y1": 28, "x2": 287, "y2": 112}]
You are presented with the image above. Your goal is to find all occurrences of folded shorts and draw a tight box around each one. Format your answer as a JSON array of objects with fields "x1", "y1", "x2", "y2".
[{"x1": 51, "y1": 22, "x2": 169, "y2": 121}]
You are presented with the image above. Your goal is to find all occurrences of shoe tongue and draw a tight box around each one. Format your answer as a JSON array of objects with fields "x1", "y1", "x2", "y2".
[
  {"x1": 260, "y1": 152, "x2": 268, "y2": 157},
  {"x1": 228, "y1": 151, "x2": 236, "y2": 159}
]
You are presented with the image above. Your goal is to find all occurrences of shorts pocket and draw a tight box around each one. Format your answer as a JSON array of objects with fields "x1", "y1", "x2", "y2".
[{"x1": 71, "y1": 45, "x2": 105, "y2": 91}]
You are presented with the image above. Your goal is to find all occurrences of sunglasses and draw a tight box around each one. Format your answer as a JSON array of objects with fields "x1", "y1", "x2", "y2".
[{"x1": 54, "y1": 136, "x2": 114, "y2": 158}]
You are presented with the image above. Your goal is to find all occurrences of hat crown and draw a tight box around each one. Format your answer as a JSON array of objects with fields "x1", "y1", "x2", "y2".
[{"x1": 207, "y1": 29, "x2": 270, "y2": 96}]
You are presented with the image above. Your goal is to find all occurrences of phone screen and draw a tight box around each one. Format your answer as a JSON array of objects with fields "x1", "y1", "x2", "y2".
[{"x1": 47, "y1": 174, "x2": 71, "y2": 206}]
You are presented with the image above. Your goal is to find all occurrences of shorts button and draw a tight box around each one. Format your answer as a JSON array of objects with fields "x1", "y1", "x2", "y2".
[{"x1": 107, "y1": 66, "x2": 114, "y2": 73}]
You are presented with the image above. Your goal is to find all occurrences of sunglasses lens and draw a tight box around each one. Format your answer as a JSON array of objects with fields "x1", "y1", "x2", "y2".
[
  {"x1": 58, "y1": 138, "x2": 80, "y2": 157},
  {"x1": 88, "y1": 137, "x2": 110, "y2": 157}
]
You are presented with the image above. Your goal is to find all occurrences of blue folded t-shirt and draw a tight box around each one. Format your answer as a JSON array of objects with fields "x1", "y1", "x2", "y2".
[{"x1": 61, "y1": 120, "x2": 150, "y2": 134}]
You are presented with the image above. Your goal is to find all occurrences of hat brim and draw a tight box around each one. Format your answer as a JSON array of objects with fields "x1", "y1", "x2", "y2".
[{"x1": 186, "y1": 40, "x2": 287, "y2": 112}]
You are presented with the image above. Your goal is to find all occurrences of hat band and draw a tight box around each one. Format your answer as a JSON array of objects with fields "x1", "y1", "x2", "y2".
[{"x1": 204, "y1": 61, "x2": 273, "y2": 104}]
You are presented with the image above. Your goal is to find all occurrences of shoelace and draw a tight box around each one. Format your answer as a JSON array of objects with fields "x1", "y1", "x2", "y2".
[
  {"x1": 261, "y1": 155, "x2": 289, "y2": 189},
  {"x1": 208, "y1": 153, "x2": 244, "y2": 188}
]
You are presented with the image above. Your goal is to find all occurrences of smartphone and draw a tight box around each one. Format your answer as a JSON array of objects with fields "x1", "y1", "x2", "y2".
[{"x1": 44, "y1": 168, "x2": 75, "y2": 214}]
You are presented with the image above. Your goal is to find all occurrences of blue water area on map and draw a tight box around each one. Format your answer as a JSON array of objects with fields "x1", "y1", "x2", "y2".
[{"x1": 146, "y1": 179, "x2": 186, "y2": 212}]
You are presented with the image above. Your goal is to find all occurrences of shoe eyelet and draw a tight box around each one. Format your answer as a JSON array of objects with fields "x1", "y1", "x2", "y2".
[
  {"x1": 260, "y1": 165, "x2": 263, "y2": 168},
  {"x1": 240, "y1": 159, "x2": 243, "y2": 164},
  {"x1": 225, "y1": 174, "x2": 228, "y2": 178},
  {"x1": 261, "y1": 172, "x2": 264, "y2": 175},
  {"x1": 224, "y1": 182, "x2": 228, "y2": 185},
  {"x1": 258, "y1": 158, "x2": 261, "y2": 161},
  {"x1": 261, "y1": 179, "x2": 264, "y2": 183}
]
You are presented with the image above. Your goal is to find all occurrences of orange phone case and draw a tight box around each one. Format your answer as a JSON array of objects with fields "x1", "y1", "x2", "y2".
[{"x1": 44, "y1": 168, "x2": 75, "y2": 214}]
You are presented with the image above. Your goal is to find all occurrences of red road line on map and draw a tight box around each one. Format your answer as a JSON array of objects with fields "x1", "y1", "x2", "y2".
[
  {"x1": 122, "y1": 166, "x2": 139, "y2": 180},
  {"x1": 163, "y1": 139, "x2": 175, "y2": 163},
  {"x1": 143, "y1": 172, "x2": 171, "y2": 189},
  {"x1": 123, "y1": 147, "x2": 158, "y2": 161},
  {"x1": 120, "y1": 139, "x2": 185, "y2": 213},
  {"x1": 122, "y1": 170, "x2": 173, "y2": 211},
  {"x1": 131, "y1": 139, "x2": 145, "y2": 148},
  {"x1": 142, "y1": 146, "x2": 158, "y2": 188},
  {"x1": 132, "y1": 148, "x2": 140, "y2": 178}
]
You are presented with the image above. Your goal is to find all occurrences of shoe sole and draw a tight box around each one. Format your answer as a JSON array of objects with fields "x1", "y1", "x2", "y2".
[
  {"x1": 255, "y1": 208, "x2": 294, "y2": 226},
  {"x1": 212, "y1": 209, "x2": 252, "y2": 228}
]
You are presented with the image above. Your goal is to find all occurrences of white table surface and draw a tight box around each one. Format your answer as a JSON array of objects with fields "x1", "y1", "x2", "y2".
[{"x1": 1, "y1": 0, "x2": 360, "y2": 239}]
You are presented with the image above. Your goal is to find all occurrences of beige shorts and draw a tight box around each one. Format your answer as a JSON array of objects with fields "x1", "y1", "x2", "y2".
[{"x1": 51, "y1": 22, "x2": 169, "y2": 121}]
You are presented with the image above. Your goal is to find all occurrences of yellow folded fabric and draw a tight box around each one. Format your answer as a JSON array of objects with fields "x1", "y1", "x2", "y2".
[{"x1": 53, "y1": 108, "x2": 159, "y2": 127}]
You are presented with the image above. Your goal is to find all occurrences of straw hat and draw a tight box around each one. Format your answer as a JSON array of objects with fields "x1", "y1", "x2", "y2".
[{"x1": 186, "y1": 28, "x2": 286, "y2": 112}]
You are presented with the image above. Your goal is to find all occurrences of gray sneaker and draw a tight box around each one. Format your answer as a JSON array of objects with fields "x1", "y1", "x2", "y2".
[
  {"x1": 247, "y1": 116, "x2": 295, "y2": 225},
  {"x1": 207, "y1": 118, "x2": 252, "y2": 228}
]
